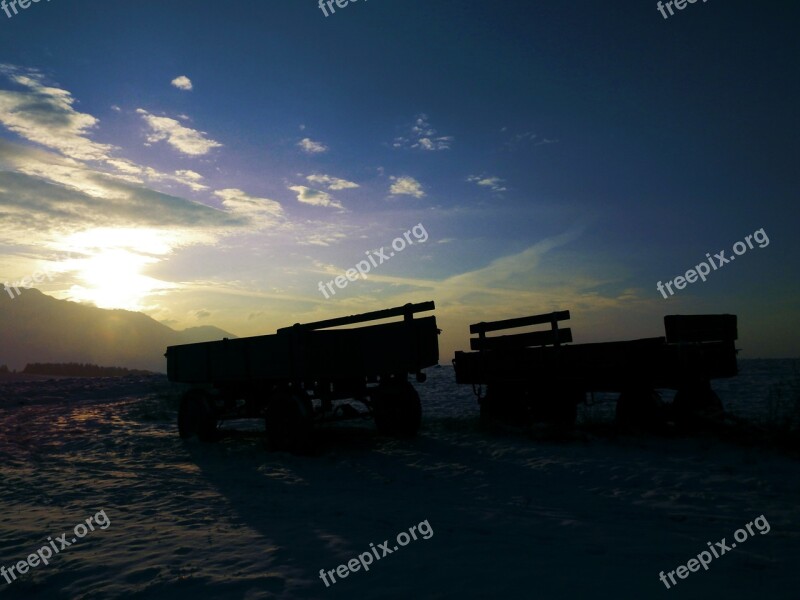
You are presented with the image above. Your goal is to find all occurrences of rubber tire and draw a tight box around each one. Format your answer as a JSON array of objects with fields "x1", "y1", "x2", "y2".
[
  {"x1": 265, "y1": 390, "x2": 314, "y2": 452},
  {"x1": 531, "y1": 386, "x2": 581, "y2": 427},
  {"x1": 482, "y1": 382, "x2": 529, "y2": 426},
  {"x1": 616, "y1": 389, "x2": 665, "y2": 429},
  {"x1": 178, "y1": 389, "x2": 218, "y2": 442},
  {"x1": 673, "y1": 385, "x2": 724, "y2": 426},
  {"x1": 547, "y1": 394, "x2": 579, "y2": 427},
  {"x1": 373, "y1": 381, "x2": 422, "y2": 438}
]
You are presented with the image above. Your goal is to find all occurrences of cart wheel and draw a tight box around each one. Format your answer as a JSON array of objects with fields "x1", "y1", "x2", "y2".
[
  {"x1": 483, "y1": 382, "x2": 529, "y2": 425},
  {"x1": 548, "y1": 389, "x2": 581, "y2": 427},
  {"x1": 373, "y1": 381, "x2": 422, "y2": 438},
  {"x1": 616, "y1": 388, "x2": 664, "y2": 429},
  {"x1": 178, "y1": 389, "x2": 218, "y2": 442},
  {"x1": 529, "y1": 385, "x2": 581, "y2": 427},
  {"x1": 673, "y1": 383, "x2": 723, "y2": 426},
  {"x1": 265, "y1": 389, "x2": 313, "y2": 452}
]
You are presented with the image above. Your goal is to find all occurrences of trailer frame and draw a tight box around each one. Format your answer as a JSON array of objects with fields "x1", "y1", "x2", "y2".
[
  {"x1": 453, "y1": 310, "x2": 738, "y2": 427},
  {"x1": 166, "y1": 301, "x2": 439, "y2": 449}
]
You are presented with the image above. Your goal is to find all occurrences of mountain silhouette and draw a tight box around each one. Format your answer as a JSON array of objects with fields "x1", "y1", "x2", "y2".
[{"x1": 0, "y1": 288, "x2": 235, "y2": 372}]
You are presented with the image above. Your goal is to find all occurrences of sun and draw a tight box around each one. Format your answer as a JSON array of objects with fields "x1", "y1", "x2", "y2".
[{"x1": 59, "y1": 228, "x2": 175, "y2": 311}]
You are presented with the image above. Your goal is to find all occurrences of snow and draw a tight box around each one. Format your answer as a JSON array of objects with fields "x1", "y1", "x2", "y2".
[{"x1": 0, "y1": 362, "x2": 798, "y2": 598}]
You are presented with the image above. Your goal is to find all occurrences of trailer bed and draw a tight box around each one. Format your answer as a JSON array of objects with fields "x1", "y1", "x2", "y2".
[
  {"x1": 165, "y1": 301, "x2": 440, "y2": 448},
  {"x1": 454, "y1": 336, "x2": 737, "y2": 391},
  {"x1": 453, "y1": 311, "x2": 738, "y2": 426},
  {"x1": 167, "y1": 316, "x2": 439, "y2": 384}
]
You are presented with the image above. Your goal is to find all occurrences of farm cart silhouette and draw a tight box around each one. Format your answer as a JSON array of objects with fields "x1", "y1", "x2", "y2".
[
  {"x1": 166, "y1": 301, "x2": 439, "y2": 450},
  {"x1": 452, "y1": 311, "x2": 738, "y2": 428}
]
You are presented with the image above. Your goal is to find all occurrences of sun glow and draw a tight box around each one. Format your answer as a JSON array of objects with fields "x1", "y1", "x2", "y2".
[{"x1": 59, "y1": 228, "x2": 176, "y2": 310}]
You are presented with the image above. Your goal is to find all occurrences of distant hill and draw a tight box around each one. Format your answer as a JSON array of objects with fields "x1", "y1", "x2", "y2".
[
  {"x1": 0, "y1": 288, "x2": 236, "y2": 373},
  {"x1": 22, "y1": 362, "x2": 154, "y2": 377},
  {"x1": 176, "y1": 326, "x2": 236, "y2": 345}
]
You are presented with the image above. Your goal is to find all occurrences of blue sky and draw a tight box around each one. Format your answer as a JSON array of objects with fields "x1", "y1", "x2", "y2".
[{"x1": 0, "y1": 0, "x2": 798, "y2": 358}]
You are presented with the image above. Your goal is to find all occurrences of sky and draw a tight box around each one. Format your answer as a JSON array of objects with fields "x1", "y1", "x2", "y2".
[{"x1": 0, "y1": 0, "x2": 798, "y2": 360}]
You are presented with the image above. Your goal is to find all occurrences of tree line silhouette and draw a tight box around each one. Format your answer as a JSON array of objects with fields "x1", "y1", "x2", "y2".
[{"x1": 16, "y1": 363, "x2": 153, "y2": 377}]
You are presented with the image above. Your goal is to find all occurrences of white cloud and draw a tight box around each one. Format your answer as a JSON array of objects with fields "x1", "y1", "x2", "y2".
[
  {"x1": 0, "y1": 68, "x2": 215, "y2": 193},
  {"x1": 514, "y1": 131, "x2": 537, "y2": 143},
  {"x1": 170, "y1": 169, "x2": 208, "y2": 191},
  {"x1": 0, "y1": 66, "x2": 116, "y2": 162},
  {"x1": 0, "y1": 140, "x2": 250, "y2": 244},
  {"x1": 171, "y1": 76, "x2": 193, "y2": 91},
  {"x1": 105, "y1": 158, "x2": 142, "y2": 175},
  {"x1": 288, "y1": 185, "x2": 343, "y2": 209},
  {"x1": 214, "y1": 188, "x2": 284, "y2": 225},
  {"x1": 467, "y1": 175, "x2": 507, "y2": 192},
  {"x1": 102, "y1": 159, "x2": 209, "y2": 191},
  {"x1": 0, "y1": 139, "x2": 305, "y2": 272},
  {"x1": 137, "y1": 108, "x2": 222, "y2": 156},
  {"x1": 305, "y1": 173, "x2": 359, "y2": 190},
  {"x1": 393, "y1": 114, "x2": 453, "y2": 151},
  {"x1": 299, "y1": 232, "x2": 348, "y2": 247},
  {"x1": 297, "y1": 137, "x2": 328, "y2": 154},
  {"x1": 503, "y1": 130, "x2": 558, "y2": 150},
  {"x1": 389, "y1": 176, "x2": 425, "y2": 198}
]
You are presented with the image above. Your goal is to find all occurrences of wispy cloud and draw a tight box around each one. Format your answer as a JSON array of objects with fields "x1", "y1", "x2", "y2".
[
  {"x1": 298, "y1": 231, "x2": 349, "y2": 247},
  {"x1": 214, "y1": 188, "x2": 285, "y2": 225},
  {"x1": 0, "y1": 65, "x2": 115, "y2": 161},
  {"x1": 0, "y1": 139, "x2": 299, "y2": 250},
  {"x1": 170, "y1": 75, "x2": 193, "y2": 91},
  {"x1": 288, "y1": 185, "x2": 343, "y2": 209},
  {"x1": 103, "y1": 159, "x2": 209, "y2": 191},
  {"x1": 305, "y1": 173, "x2": 359, "y2": 190},
  {"x1": 137, "y1": 108, "x2": 222, "y2": 156},
  {"x1": 467, "y1": 174, "x2": 507, "y2": 192},
  {"x1": 312, "y1": 224, "x2": 614, "y2": 326},
  {"x1": 393, "y1": 114, "x2": 453, "y2": 151},
  {"x1": 173, "y1": 169, "x2": 207, "y2": 191},
  {"x1": 441, "y1": 227, "x2": 585, "y2": 295},
  {"x1": 389, "y1": 175, "x2": 425, "y2": 198},
  {"x1": 0, "y1": 145, "x2": 245, "y2": 245},
  {"x1": 0, "y1": 67, "x2": 220, "y2": 195},
  {"x1": 502, "y1": 130, "x2": 559, "y2": 150},
  {"x1": 297, "y1": 137, "x2": 328, "y2": 154},
  {"x1": 285, "y1": 224, "x2": 639, "y2": 344}
]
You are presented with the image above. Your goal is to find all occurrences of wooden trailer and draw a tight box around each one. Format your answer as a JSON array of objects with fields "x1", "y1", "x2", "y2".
[
  {"x1": 452, "y1": 310, "x2": 738, "y2": 427},
  {"x1": 166, "y1": 301, "x2": 439, "y2": 449}
]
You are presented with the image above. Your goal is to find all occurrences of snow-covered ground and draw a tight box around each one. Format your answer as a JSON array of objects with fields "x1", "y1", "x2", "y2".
[{"x1": 0, "y1": 362, "x2": 798, "y2": 599}]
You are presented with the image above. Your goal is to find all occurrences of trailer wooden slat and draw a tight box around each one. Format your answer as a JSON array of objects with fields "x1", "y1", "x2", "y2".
[
  {"x1": 277, "y1": 301, "x2": 435, "y2": 333},
  {"x1": 470, "y1": 328, "x2": 573, "y2": 350},
  {"x1": 469, "y1": 310, "x2": 570, "y2": 335},
  {"x1": 454, "y1": 311, "x2": 739, "y2": 394}
]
